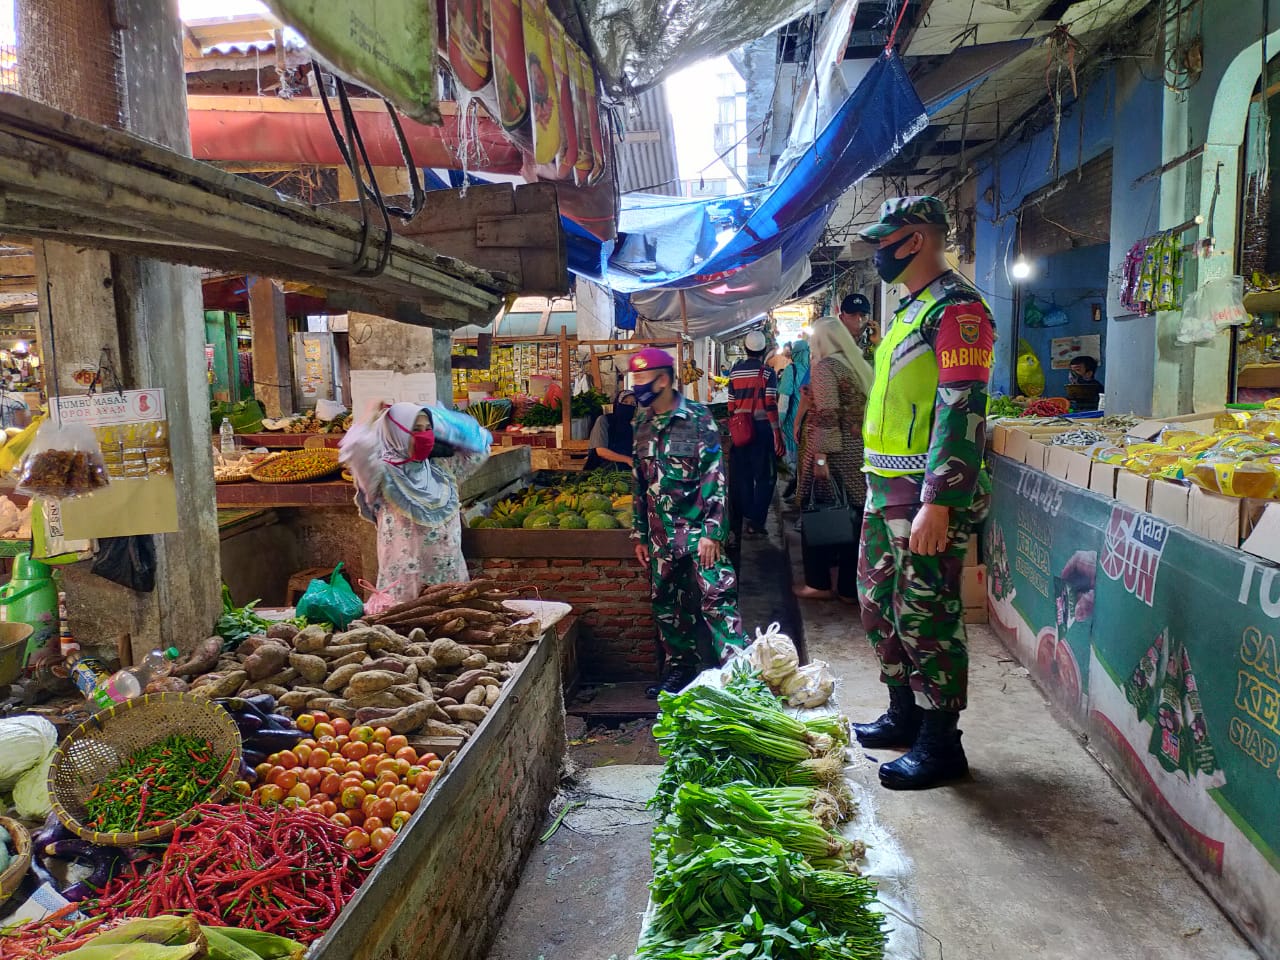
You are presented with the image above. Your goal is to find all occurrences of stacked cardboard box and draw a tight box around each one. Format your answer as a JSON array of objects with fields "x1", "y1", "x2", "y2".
[{"x1": 962, "y1": 535, "x2": 986, "y2": 624}]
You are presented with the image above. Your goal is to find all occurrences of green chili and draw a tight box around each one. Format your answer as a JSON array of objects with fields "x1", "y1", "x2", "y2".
[{"x1": 84, "y1": 734, "x2": 231, "y2": 832}]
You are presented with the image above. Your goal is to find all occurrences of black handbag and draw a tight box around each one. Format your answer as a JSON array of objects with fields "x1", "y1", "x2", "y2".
[{"x1": 801, "y1": 471, "x2": 859, "y2": 549}]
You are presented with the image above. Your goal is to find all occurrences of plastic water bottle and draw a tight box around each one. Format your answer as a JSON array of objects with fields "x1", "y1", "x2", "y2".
[
  {"x1": 219, "y1": 418, "x2": 236, "y2": 455},
  {"x1": 94, "y1": 647, "x2": 181, "y2": 708}
]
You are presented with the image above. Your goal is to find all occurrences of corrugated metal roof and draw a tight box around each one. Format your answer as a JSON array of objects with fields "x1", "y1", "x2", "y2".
[{"x1": 614, "y1": 85, "x2": 680, "y2": 197}]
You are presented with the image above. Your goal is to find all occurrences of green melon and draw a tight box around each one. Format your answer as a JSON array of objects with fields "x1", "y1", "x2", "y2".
[
  {"x1": 578, "y1": 494, "x2": 613, "y2": 515},
  {"x1": 558, "y1": 512, "x2": 588, "y2": 530},
  {"x1": 586, "y1": 512, "x2": 619, "y2": 530},
  {"x1": 524, "y1": 511, "x2": 555, "y2": 529}
]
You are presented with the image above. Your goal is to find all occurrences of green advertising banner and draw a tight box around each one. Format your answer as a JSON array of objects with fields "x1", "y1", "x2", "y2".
[
  {"x1": 264, "y1": 0, "x2": 441, "y2": 124},
  {"x1": 986, "y1": 455, "x2": 1279, "y2": 957}
]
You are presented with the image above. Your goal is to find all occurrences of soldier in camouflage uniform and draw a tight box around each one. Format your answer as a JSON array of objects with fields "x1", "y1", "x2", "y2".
[
  {"x1": 854, "y1": 197, "x2": 994, "y2": 790},
  {"x1": 628, "y1": 347, "x2": 746, "y2": 697}
]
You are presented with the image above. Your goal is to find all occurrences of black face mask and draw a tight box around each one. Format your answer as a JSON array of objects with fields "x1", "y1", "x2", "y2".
[{"x1": 873, "y1": 233, "x2": 920, "y2": 284}]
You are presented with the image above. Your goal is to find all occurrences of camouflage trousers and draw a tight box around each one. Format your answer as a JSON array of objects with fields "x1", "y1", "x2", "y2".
[
  {"x1": 650, "y1": 552, "x2": 745, "y2": 663},
  {"x1": 857, "y1": 503, "x2": 972, "y2": 711}
]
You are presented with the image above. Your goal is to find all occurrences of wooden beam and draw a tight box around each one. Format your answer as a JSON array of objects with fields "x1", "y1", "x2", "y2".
[
  {"x1": 187, "y1": 95, "x2": 461, "y2": 119},
  {"x1": 0, "y1": 253, "x2": 35, "y2": 277},
  {"x1": 0, "y1": 93, "x2": 513, "y2": 331},
  {"x1": 248, "y1": 276, "x2": 292, "y2": 418}
]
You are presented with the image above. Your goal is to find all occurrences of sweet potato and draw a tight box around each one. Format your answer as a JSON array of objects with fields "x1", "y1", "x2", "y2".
[
  {"x1": 174, "y1": 637, "x2": 222, "y2": 678},
  {"x1": 346, "y1": 670, "x2": 401, "y2": 695},
  {"x1": 267, "y1": 623, "x2": 300, "y2": 643},
  {"x1": 191, "y1": 670, "x2": 248, "y2": 699},
  {"x1": 243, "y1": 642, "x2": 290, "y2": 681},
  {"x1": 347, "y1": 690, "x2": 405, "y2": 709},
  {"x1": 291, "y1": 625, "x2": 329, "y2": 653},
  {"x1": 442, "y1": 669, "x2": 489, "y2": 702},
  {"x1": 323, "y1": 663, "x2": 363, "y2": 692},
  {"x1": 423, "y1": 718, "x2": 468, "y2": 738},
  {"x1": 330, "y1": 650, "x2": 370, "y2": 669},
  {"x1": 289, "y1": 652, "x2": 328, "y2": 685},
  {"x1": 464, "y1": 686, "x2": 487, "y2": 706},
  {"x1": 460, "y1": 653, "x2": 489, "y2": 670},
  {"x1": 429, "y1": 638, "x2": 469, "y2": 669},
  {"x1": 355, "y1": 706, "x2": 400, "y2": 725},
  {"x1": 484, "y1": 685, "x2": 500, "y2": 707},
  {"x1": 391, "y1": 684, "x2": 430, "y2": 704},
  {"x1": 146, "y1": 677, "x2": 189, "y2": 694},
  {"x1": 262, "y1": 667, "x2": 299, "y2": 687},
  {"x1": 381, "y1": 699, "x2": 435, "y2": 734},
  {"x1": 444, "y1": 703, "x2": 488, "y2": 724},
  {"x1": 318, "y1": 643, "x2": 366, "y2": 660},
  {"x1": 260, "y1": 683, "x2": 289, "y2": 699},
  {"x1": 366, "y1": 657, "x2": 407, "y2": 674},
  {"x1": 331, "y1": 627, "x2": 382, "y2": 647},
  {"x1": 306, "y1": 697, "x2": 356, "y2": 719},
  {"x1": 407, "y1": 628, "x2": 428, "y2": 645}
]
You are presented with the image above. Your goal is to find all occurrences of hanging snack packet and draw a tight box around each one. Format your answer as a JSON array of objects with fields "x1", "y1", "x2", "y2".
[{"x1": 17, "y1": 420, "x2": 111, "y2": 499}]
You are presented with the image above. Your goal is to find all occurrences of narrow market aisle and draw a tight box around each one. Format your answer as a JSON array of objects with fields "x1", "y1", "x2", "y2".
[{"x1": 795, "y1": 530, "x2": 1259, "y2": 960}]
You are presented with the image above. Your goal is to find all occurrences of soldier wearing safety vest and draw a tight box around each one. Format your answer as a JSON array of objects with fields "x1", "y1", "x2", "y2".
[{"x1": 853, "y1": 197, "x2": 995, "y2": 791}]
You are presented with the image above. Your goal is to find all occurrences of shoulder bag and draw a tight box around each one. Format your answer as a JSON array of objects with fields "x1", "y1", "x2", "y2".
[{"x1": 801, "y1": 469, "x2": 859, "y2": 548}]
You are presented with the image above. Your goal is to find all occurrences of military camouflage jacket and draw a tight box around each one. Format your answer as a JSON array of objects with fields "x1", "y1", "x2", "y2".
[{"x1": 632, "y1": 395, "x2": 727, "y2": 556}]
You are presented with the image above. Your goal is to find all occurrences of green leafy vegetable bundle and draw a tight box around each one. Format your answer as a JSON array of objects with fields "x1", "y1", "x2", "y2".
[{"x1": 639, "y1": 906, "x2": 886, "y2": 960}]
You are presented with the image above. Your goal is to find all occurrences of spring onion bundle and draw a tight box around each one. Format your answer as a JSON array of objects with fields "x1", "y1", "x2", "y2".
[
  {"x1": 638, "y1": 907, "x2": 886, "y2": 960},
  {"x1": 654, "y1": 684, "x2": 840, "y2": 763},
  {"x1": 649, "y1": 835, "x2": 886, "y2": 948}
]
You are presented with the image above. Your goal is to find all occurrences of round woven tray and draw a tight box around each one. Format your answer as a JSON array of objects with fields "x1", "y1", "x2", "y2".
[
  {"x1": 47, "y1": 692, "x2": 243, "y2": 846},
  {"x1": 250, "y1": 449, "x2": 342, "y2": 484},
  {"x1": 0, "y1": 815, "x2": 31, "y2": 902}
]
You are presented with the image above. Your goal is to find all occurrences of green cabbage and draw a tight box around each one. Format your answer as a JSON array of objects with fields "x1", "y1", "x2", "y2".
[
  {"x1": 0, "y1": 715, "x2": 57, "y2": 791},
  {"x1": 13, "y1": 748, "x2": 53, "y2": 819}
]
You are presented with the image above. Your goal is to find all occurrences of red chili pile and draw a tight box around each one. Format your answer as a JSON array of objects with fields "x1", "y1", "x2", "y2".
[
  {"x1": 0, "y1": 906, "x2": 111, "y2": 960},
  {"x1": 1021, "y1": 397, "x2": 1070, "y2": 418},
  {"x1": 94, "y1": 802, "x2": 380, "y2": 944}
]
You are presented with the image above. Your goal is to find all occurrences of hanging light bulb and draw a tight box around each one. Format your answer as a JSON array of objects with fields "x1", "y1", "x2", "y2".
[{"x1": 1010, "y1": 255, "x2": 1033, "y2": 281}]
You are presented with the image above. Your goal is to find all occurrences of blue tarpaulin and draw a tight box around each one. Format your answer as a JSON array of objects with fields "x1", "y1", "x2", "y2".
[{"x1": 604, "y1": 52, "x2": 927, "y2": 298}]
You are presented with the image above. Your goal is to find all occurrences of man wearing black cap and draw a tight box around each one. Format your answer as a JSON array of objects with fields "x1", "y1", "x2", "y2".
[{"x1": 853, "y1": 196, "x2": 995, "y2": 790}]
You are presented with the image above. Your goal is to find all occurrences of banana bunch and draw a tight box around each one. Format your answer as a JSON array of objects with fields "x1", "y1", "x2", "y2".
[
  {"x1": 611, "y1": 494, "x2": 633, "y2": 510},
  {"x1": 56, "y1": 917, "x2": 305, "y2": 960}
]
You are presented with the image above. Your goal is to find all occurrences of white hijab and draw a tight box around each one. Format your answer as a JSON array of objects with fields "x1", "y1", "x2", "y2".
[
  {"x1": 341, "y1": 402, "x2": 457, "y2": 526},
  {"x1": 808, "y1": 316, "x2": 873, "y2": 396}
]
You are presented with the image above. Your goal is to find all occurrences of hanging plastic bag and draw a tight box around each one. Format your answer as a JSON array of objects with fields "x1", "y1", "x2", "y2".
[
  {"x1": 744, "y1": 622, "x2": 800, "y2": 688},
  {"x1": 779, "y1": 659, "x2": 836, "y2": 708},
  {"x1": 1175, "y1": 287, "x2": 1215, "y2": 345},
  {"x1": 1201, "y1": 275, "x2": 1248, "y2": 330},
  {"x1": 1023, "y1": 297, "x2": 1045, "y2": 328},
  {"x1": 1041, "y1": 302, "x2": 1070, "y2": 327},
  {"x1": 295, "y1": 562, "x2": 364, "y2": 629},
  {"x1": 427, "y1": 405, "x2": 493, "y2": 455},
  {"x1": 91, "y1": 535, "x2": 157, "y2": 592},
  {"x1": 16, "y1": 420, "x2": 110, "y2": 499},
  {"x1": 1016, "y1": 342, "x2": 1045, "y2": 398},
  {"x1": 359, "y1": 578, "x2": 405, "y2": 618}
]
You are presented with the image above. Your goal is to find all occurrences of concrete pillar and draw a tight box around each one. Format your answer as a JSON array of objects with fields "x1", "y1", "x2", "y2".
[
  {"x1": 18, "y1": 0, "x2": 220, "y2": 657},
  {"x1": 248, "y1": 277, "x2": 292, "y2": 417}
]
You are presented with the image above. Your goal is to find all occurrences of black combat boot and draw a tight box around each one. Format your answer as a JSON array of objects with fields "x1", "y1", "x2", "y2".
[
  {"x1": 878, "y1": 709, "x2": 969, "y2": 790},
  {"x1": 851, "y1": 685, "x2": 921, "y2": 749},
  {"x1": 645, "y1": 661, "x2": 699, "y2": 699}
]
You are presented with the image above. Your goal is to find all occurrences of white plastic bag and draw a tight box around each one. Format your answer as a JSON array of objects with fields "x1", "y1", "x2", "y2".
[
  {"x1": 17, "y1": 420, "x2": 110, "y2": 499},
  {"x1": 744, "y1": 622, "x2": 800, "y2": 688},
  {"x1": 1202, "y1": 275, "x2": 1248, "y2": 330},
  {"x1": 780, "y1": 660, "x2": 836, "y2": 708},
  {"x1": 1175, "y1": 287, "x2": 1215, "y2": 345}
]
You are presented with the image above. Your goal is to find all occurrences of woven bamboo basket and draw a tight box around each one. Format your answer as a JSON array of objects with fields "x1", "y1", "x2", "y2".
[
  {"x1": 0, "y1": 815, "x2": 31, "y2": 902},
  {"x1": 47, "y1": 692, "x2": 242, "y2": 846},
  {"x1": 250, "y1": 448, "x2": 341, "y2": 483}
]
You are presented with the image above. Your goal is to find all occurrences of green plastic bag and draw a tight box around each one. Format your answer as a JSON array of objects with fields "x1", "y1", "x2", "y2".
[{"x1": 295, "y1": 563, "x2": 364, "y2": 630}]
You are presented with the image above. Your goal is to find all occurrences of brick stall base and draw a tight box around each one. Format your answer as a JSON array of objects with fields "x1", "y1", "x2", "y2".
[
  {"x1": 469, "y1": 556, "x2": 659, "y2": 682},
  {"x1": 312, "y1": 628, "x2": 566, "y2": 960}
]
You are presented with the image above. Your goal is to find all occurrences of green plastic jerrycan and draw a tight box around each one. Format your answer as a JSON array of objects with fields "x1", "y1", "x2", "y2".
[{"x1": 0, "y1": 553, "x2": 59, "y2": 666}]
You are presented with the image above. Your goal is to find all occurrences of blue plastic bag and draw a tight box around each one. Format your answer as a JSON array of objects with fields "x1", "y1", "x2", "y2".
[
  {"x1": 295, "y1": 563, "x2": 364, "y2": 630},
  {"x1": 428, "y1": 406, "x2": 493, "y2": 454}
]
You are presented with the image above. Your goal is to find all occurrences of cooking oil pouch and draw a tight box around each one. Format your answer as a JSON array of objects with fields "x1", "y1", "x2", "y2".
[
  {"x1": 1210, "y1": 460, "x2": 1278, "y2": 499},
  {"x1": 1090, "y1": 444, "x2": 1127, "y2": 464},
  {"x1": 1215, "y1": 410, "x2": 1253, "y2": 431},
  {"x1": 1156, "y1": 428, "x2": 1202, "y2": 449}
]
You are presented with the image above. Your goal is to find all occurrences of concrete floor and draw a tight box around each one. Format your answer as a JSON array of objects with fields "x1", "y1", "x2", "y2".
[{"x1": 486, "y1": 507, "x2": 1259, "y2": 960}]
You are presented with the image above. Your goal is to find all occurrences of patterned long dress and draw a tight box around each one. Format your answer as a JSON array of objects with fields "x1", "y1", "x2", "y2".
[
  {"x1": 364, "y1": 451, "x2": 487, "y2": 602},
  {"x1": 797, "y1": 356, "x2": 866, "y2": 509}
]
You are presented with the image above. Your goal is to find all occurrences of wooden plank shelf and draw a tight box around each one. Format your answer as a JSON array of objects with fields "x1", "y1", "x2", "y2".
[
  {"x1": 0, "y1": 93, "x2": 516, "y2": 328},
  {"x1": 216, "y1": 480, "x2": 355, "y2": 508}
]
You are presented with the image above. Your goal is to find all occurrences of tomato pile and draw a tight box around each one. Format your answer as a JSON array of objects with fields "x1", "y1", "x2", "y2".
[{"x1": 232, "y1": 711, "x2": 442, "y2": 855}]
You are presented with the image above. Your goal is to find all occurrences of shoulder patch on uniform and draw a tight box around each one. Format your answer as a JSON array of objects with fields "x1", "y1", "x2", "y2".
[{"x1": 957, "y1": 315, "x2": 982, "y2": 344}]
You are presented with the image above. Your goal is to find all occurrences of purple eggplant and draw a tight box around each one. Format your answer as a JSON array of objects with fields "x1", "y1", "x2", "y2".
[
  {"x1": 265, "y1": 714, "x2": 297, "y2": 731},
  {"x1": 245, "y1": 728, "x2": 305, "y2": 752},
  {"x1": 233, "y1": 712, "x2": 265, "y2": 733},
  {"x1": 31, "y1": 812, "x2": 73, "y2": 849}
]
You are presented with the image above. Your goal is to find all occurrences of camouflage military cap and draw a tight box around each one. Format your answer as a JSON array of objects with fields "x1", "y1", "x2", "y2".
[{"x1": 858, "y1": 196, "x2": 950, "y2": 241}]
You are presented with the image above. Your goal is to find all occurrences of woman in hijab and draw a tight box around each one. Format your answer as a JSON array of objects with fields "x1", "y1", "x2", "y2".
[
  {"x1": 341, "y1": 402, "x2": 491, "y2": 603},
  {"x1": 795, "y1": 317, "x2": 873, "y2": 601},
  {"x1": 584, "y1": 389, "x2": 637, "y2": 471},
  {"x1": 780, "y1": 339, "x2": 810, "y2": 469}
]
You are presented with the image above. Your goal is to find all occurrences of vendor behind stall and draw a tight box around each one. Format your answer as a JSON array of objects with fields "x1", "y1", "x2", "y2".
[
  {"x1": 341, "y1": 402, "x2": 491, "y2": 604},
  {"x1": 584, "y1": 389, "x2": 637, "y2": 471},
  {"x1": 1067, "y1": 355, "x2": 1103, "y2": 412}
]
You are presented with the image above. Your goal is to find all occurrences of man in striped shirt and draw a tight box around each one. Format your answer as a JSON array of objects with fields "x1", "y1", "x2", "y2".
[{"x1": 728, "y1": 330, "x2": 784, "y2": 538}]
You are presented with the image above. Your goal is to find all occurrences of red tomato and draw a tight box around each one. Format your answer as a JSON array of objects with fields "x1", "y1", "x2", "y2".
[
  {"x1": 331, "y1": 718, "x2": 351, "y2": 737},
  {"x1": 253, "y1": 762, "x2": 273, "y2": 782},
  {"x1": 331, "y1": 812, "x2": 352, "y2": 828},
  {"x1": 270, "y1": 769, "x2": 299, "y2": 792},
  {"x1": 362, "y1": 794, "x2": 379, "y2": 816},
  {"x1": 369, "y1": 827, "x2": 396, "y2": 853},
  {"x1": 231, "y1": 779, "x2": 252, "y2": 797},
  {"x1": 346, "y1": 807, "x2": 366, "y2": 826},
  {"x1": 308, "y1": 748, "x2": 331, "y2": 770},
  {"x1": 377, "y1": 770, "x2": 401, "y2": 786},
  {"x1": 340, "y1": 786, "x2": 366, "y2": 810},
  {"x1": 390, "y1": 810, "x2": 411, "y2": 831},
  {"x1": 301, "y1": 768, "x2": 323, "y2": 790},
  {"x1": 296, "y1": 713, "x2": 317, "y2": 734},
  {"x1": 329, "y1": 758, "x2": 348, "y2": 775},
  {"x1": 390, "y1": 784, "x2": 412, "y2": 802},
  {"x1": 386, "y1": 735, "x2": 410, "y2": 754},
  {"x1": 361, "y1": 779, "x2": 377, "y2": 794},
  {"x1": 351, "y1": 725, "x2": 376, "y2": 744},
  {"x1": 343, "y1": 829, "x2": 370, "y2": 851},
  {"x1": 371, "y1": 797, "x2": 397, "y2": 822},
  {"x1": 306, "y1": 801, "x2": 325, "y2": 815},
  {"x1": 320, "y1": 800, "x2": 338, "y2": 818},
  {"x1": 341, "y1": 741, "x2": 369, "y2": 762},
  {"x1": 372, "y1": 726, "x2": 393, "y2": 745},
  {"x1": 320, "y1": 773, "x2": 343, "y2": 796},
  {"x1": 360, "y1": 755, "x2": 382, "y2": 777},
  {"x1": 277, "y1": 750, "x2": 300, "y2": 770},
  {"x1": 404, "y1": 766, "x2": 425, "y2": 782},
  {"x1": 310, "y1": 711, "x2": 331, "y2": 725},
  {"x1": 313, "y1": 722, "x2": 336, "y2": 741},
  {"x1": 289, "y1": 783, "x2": 312, "y2": 803},
  {"x1": 367, "y1": 742, "x2": 386, "y2": 757},
  {"x1": 394, "y1": 746, "x2": 418, "y2": 766},
  {"x1": 376, "y1": 782, "x2": 397, "y2": 800},
  {"x1": 419, "y1": 753, "x2": 438, "y2": 764},
  {"x1": 413, "y1": 771, "x2": 435, "y2": 792},
  {"x1": 397, "y1": 791, "x2": 421, "y2": 814},
  {"x1": 364, "y1": 816, "x2": 384, "y2": 833},
  {"x1": 282, "y1": 796, "x2": 305, "y2": 810},
  {"x1": 375, "y1": 758, "x2": 400, "y2": 779},
  {"x1": 293, "y1": 744, "x2": 313, "y2": 765},
  {"x1": 426, "y1": 759, "x2": 443, "y2": 772}
]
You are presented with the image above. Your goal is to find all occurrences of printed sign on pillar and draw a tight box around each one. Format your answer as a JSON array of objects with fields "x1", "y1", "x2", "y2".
[{"x1": 55, "y1": 389, "x2": 179, "y2": 539}]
